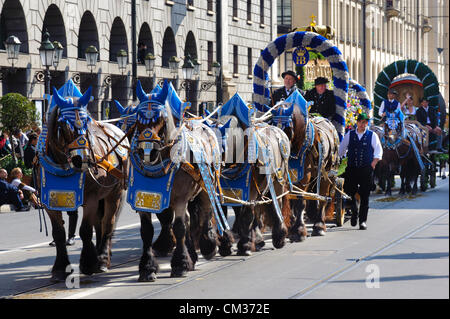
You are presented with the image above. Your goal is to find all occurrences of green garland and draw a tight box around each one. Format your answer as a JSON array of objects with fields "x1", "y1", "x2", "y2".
[{"x1": 373, "y1": 60, "x2": 440, "y2": 124}]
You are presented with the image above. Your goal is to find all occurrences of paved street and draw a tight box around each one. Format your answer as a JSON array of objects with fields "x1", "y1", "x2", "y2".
[{"x1": 0, "y1": 174, "x2": 448, "y2": 300}]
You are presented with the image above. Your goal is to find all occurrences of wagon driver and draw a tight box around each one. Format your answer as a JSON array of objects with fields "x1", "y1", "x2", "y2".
[{"x1": 339, "y1": 112, "x2": 383, "y2": 230}]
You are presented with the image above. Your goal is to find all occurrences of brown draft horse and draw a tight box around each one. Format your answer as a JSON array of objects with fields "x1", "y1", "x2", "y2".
[
  {"x1": 283, "y1": 106, "x2": 340, "y2": 241},
  {"x1": 213, "y1": 116, "x2": 292, "y2": 256},
  {"x1": 130, "y1": 82, "x2": 221, "y2": 281},
  {"x1": 378, "y1": 118, "x2": 423, "y2": 196},
  {"x1": 38, "y1": 87, "x2": 129, "y2": 281}
]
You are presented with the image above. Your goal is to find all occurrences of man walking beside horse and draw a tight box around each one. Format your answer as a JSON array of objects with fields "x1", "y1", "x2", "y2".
[{"x1": 339, "y1": 113, "x2": 383, "y2": 230}]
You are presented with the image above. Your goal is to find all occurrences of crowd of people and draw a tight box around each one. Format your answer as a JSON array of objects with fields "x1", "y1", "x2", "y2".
[{"x1": 0, "y1": 127, "x2": 41, "y2": 211}]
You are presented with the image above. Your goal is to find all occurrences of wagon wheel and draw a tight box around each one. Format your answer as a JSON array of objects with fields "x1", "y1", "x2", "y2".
[{"x1": 334, "y1": 178, "x2": 345, "y2": 227}]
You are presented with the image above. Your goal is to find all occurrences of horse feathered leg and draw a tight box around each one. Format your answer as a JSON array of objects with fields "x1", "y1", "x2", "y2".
[
  {"x1": 288, "y1": 198, "x2": 307, "y2": 242},
  {"x1": 236, "y1": 206, "x2": 254, "y2": 256},
  {"x1": 153, "y1": 208, "x2": 175, "y2": 257},
  {"x1": 218, "y1": 206, "x2": 234, "y2": 257},
  {"x1": 97, "y1": 192, "x2": 122, "y2": 272},
  {"x1": 138, "y1": 212, "x2": 159, "y2": 282},
  {"x1": 171, "y1": 213, "x2": 194, "y2": 277},
  {"x1": 79, "y1": 199, "x2": 101, "y2": 275},
  {"x1": 47, "y1": 210, "x2": 71, "y2": 282}
]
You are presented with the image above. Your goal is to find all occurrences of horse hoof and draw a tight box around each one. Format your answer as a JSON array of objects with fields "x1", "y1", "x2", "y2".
[
  {"x1": 289, "y1": 233, "x2": 306, "y2": 243},
  {"x1": 170, "y1": 268, "x2": 188, "y2": 278},
  {"x1": 201, "y1": 246, "x2": 218, "y2": 261},
  {"x1": 138, "y1": 272, "x2": 157, "y2": 282},
  {"x1": 51, "y1": 271, "x2": 68, "y2": 282},
  {"x1": 311, "y1": 229, "x2": 326, "y2": 237},
  {"x1": 273, "y1": 240, "x2": 285, "y2": 249},
  {"x1": 255, "y1": 241, "x2": 265, "y2": 251},
  {"x1": 236, "y1": 250, "x2": 251, "y2": 256},
  {"x1": 218, "y1": 246, "x2": 233, "y2": 257},
  {"x1": 98, "y1": 266, "x2": 108, "y2": 273}
]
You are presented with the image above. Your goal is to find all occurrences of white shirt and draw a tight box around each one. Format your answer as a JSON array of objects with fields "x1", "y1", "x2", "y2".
[
  {"x1": 11, "y1": 178, "x2": 36, "y2": 193},
  {"x1": 339, "y1": 128, "x2": 383, "y2": 160},
  {"x1": 378, "y1": 99, "x2": 401, "y2": 117}
]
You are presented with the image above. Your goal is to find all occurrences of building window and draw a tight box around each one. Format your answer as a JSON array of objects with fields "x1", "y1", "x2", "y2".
[
  {"x1": 260, "y1": 0, "x2": 265, "y2": 25},
  {"x1": 233, "y1": 0, "x2": 238, "y2": 18},
  {"x1": 277, "y1": 0, "x2": 291, "y2": 33},
  {"x1": 187, "y1": 0, "x2": 194, "y2": 6},
  {"x1": 247, "y1": 0, "x2": 252, "y2": 21},
  {"x1": 207, "y1": 0, "x2": 213, "y2": 12},
  {"x1": 233, "y1": 45, "x2": 239, "y2": 75},
  {"x1": 248, "y1": 48, "x2": 252, "y2": 75},
  {"x1": 207, "y1": 41, "x2": 213, "y2": 72}
]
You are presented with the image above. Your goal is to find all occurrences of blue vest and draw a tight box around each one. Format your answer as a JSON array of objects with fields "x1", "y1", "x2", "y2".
[
  {"x1": 384, "y1": 99, "x2": 399, "y2": 113},
  {"x1": 348, "y1": 130, "x2": 374, "y2": 168}
]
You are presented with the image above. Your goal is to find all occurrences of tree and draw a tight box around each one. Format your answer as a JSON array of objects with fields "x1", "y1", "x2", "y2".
[{"x1": 0, "y1": 93, "x2": 39, "y2": 162}]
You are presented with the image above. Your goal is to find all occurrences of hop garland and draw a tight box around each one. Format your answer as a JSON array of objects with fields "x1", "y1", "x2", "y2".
[{"x1": 345, "y1": 89, "x2": 363, "y2": 130}]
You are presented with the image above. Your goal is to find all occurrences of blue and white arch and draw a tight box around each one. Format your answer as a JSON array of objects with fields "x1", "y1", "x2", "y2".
[
  {"x1": 348, "y1": 78, "x2": 372, "y2": 117},
  {"x1": 253, "y1": 31, "x2": 349, "y2": 139}
]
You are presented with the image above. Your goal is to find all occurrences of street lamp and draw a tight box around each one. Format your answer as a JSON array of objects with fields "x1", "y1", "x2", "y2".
[
  {"x1": 182, "y1": 55, "x2": 195, "y2": 81},
  {"x1": 169, "y1": 56, "x2": 180, "y2": 75},
  {"x1": 212, "y1": 61, "x2": 221, "y2": 77},
  {"x1": 85, "y1": 45, "x2": 99, "y2": 73},
  {"x1": 4, "y1": 35, "x2": 21, "y2": 69},
  {"x1": 39, "y1": 31, "x2": 55, "y2": 122},
  {"x1": 144, "y1": 53, "x2": 156, "y2": 75},
  {"x1": 192, "y1": 58, "x2": 201, "y2": 77},
  {"x1": 52, "y1": 41, "x2": 63, "y2": 69},
  {"x1": 116, "y1": 49, "x2": 128, "y2": 75}
]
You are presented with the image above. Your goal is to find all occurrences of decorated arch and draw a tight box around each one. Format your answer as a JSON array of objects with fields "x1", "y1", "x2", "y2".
[
  {"x1": 373, "y1": 59, "x2": 440, "y2": 121},
  {"x1": 252, "y1": 31, "x2": 349, "y2": 138},
  {"x1": 349, "y1": 78, "x2": 371, "y2": 114}
]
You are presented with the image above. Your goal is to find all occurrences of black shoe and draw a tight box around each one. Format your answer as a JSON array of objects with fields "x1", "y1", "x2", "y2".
[
  {"x1": 359, "y1": 222, "x2": 367, "y2": 230},
  {"x1": 15, "y1": 206, "x2": 30, "y2": 212}
]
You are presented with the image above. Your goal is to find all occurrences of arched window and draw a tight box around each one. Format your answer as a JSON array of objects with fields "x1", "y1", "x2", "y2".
[
  {"x1": 138, "y1": 23, "x2": 154, "y2": 65},
  {"x1": 162, "y1": 27, "x2": 177, "y2": 67},
  {"x1": 42, "y1": 4, "x2": 67, "y2": 57},
  {"x1": 184, "y1": 31, "x2": 197, "y2": 59},
  {"x1": 109, "y1": 17, "x2": 128, "y2": 62},
  {"x1": 78, "y1": 11, "x2": 99, "y2": 59},
  {"x1": 0, "y1": 0, "x2": 29, "y2": 53}
]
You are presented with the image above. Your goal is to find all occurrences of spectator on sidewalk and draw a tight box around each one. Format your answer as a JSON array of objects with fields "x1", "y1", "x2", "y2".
[
  {"x1": 24, "y1": 133, "x2": 38, "y2": 169},
  {"x1": 0, "y1": 168, "x2": 30, "y2": 212},
  {"x1": 9, "y1": 167, "x2": 41, "y2": 209}
]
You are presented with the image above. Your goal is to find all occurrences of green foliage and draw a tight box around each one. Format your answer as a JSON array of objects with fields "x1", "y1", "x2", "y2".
[
  {"x1": 337, "y1": 157, "x2": 347, "y2": 176},
  {"x1": 0, "y1": 154, "x2": 32, "y2": 176},
  {"x1": 0, "y1": 93, "x2": 39, "y2": 135}
]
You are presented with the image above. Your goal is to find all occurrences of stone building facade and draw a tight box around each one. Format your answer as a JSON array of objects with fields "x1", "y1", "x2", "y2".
[
  {"x1": 278, "y1": 0, "x2": 449, "y2": 106},
  {"x1": 0, "y1": 0, "x2": 278, "y2": 122}
]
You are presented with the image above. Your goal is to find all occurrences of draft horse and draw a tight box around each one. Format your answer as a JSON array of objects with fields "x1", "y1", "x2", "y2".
[{"x1": 38, "y1": 86, "x2": 129, "y2": 281}]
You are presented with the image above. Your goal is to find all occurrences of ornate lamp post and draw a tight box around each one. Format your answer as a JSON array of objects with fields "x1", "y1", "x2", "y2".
[
  {"x1": 182, "y1": 54, "x2": 195, "y2": 81},
  {"x1": 116, "y1": 49, "x2": 128, "y2": 75},
  {"x1": 85, "y1": 45, "x2": 98, "y2": 73},
  {"x1": 4, "y1": 35, "x2": 21, "y2": 70},
  {"x1": 39, "y1": 31, "x2": 55, "y2": 121},
  {"x1": 52, "y1": 41, "x2": 63, "y2": 69},
  {"x1": 144, "y1": 53, "x2": 156, "y2": 87}
]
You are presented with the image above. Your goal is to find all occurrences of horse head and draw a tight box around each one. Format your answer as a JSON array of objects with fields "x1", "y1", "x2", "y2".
[
  {"x1": 384, "y1": 113, "x2": 403, "y2": 145},
  {"x1": 280, "y1": 90, "x2": 309, "y2": 153},
  {"x1": 113, "y1": 100, "x2": 137, "y2": 133},
  {"x1": 48, "y1": 86, "x2": 93, "y2": 171},
  {"x1": 134, "y1": 80, "x2": 174, "y2": 166}
]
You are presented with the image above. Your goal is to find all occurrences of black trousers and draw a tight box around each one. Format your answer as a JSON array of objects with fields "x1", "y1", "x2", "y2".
[{"x1": 343, "y1": 165, "x2": 373, "y2": 223}]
